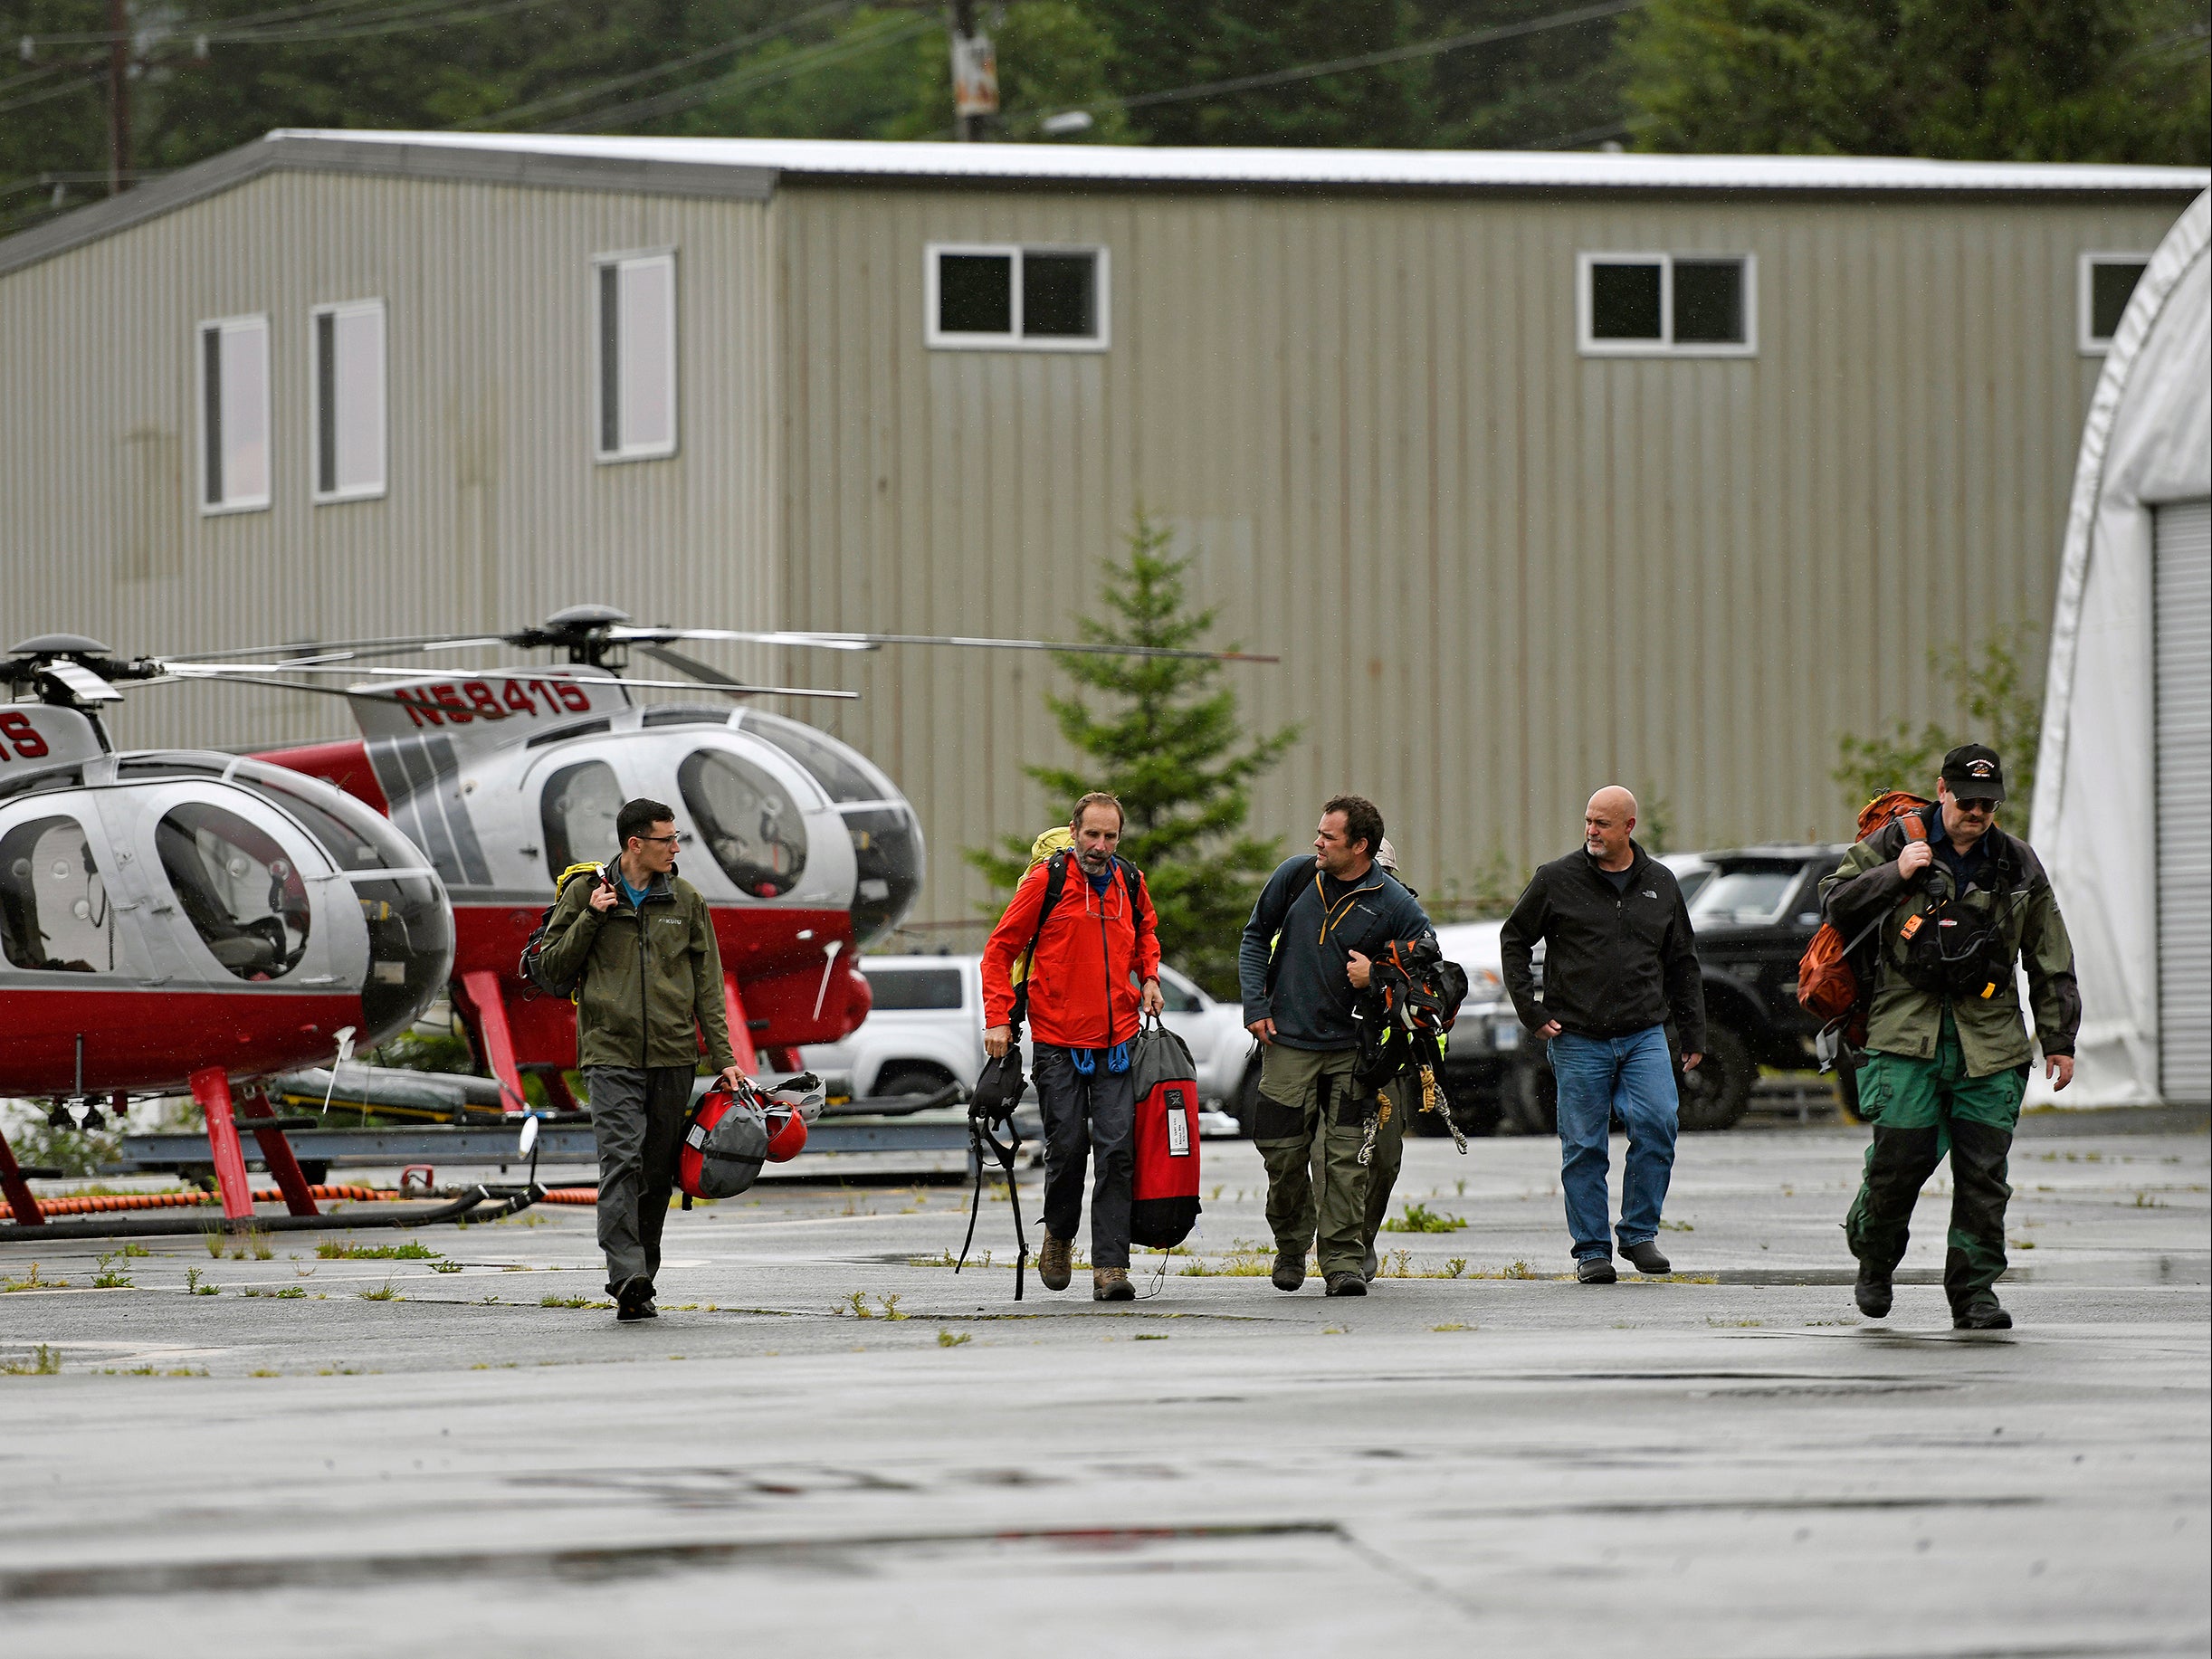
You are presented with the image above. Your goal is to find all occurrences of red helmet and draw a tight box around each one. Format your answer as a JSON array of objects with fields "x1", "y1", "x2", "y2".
[{"x1": 764, "y1": 1109, "x2": 808, "y2": 1163}]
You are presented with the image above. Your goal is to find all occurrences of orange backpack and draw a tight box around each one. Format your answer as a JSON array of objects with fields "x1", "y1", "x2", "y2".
[{"x1": 1797, "y1": 793, "x2": 1931, "y2": 1029}]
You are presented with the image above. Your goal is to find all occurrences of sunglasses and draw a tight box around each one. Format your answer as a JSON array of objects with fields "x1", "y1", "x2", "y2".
[{"x1": 1949, "y1": 796, "x2": 1997, "y2": 813}]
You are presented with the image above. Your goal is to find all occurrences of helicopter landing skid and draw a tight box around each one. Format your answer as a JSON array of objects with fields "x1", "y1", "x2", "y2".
[{"x1": 0, "y1": 1182, "x2": 546, "y2": 1242}]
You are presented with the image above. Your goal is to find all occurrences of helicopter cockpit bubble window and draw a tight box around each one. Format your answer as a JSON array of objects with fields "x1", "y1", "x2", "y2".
[
  {"x1": 541, "y1": 760, "x2": 625, "y2": 879},
  {"x1": 156, "y1": 802, "x2": 312, "y2": 980},
  {"x1": 735, "y1": 710, "x2": 898, "y2": 806},
  {"x1": 354, "y1": 873, "x2": 454, "y2": 1045},
  {"x1": 0, "y1": 815, "x2": 124, "y2": 974},
  {"x1": 840, "y1": 805, "x2": 923, "y2": 949},
  {"x1": 227, "y1": 759, "x2": 424, "y2": 872},
  {"x1": 678, "y1": 750, "x2": 807, "y2": 899}
]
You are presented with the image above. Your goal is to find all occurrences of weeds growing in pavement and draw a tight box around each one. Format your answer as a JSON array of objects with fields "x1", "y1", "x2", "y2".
[
  {"x1": 358, "y1": 1280, "x2": 400, "y2": 1301},
  {"x1": 1444, "y1": 1258, "x2": 1468, "y2": 1278},
  {"x1": 3, "y1": 1263, "x2": 66, "y2": 1292},
  {"x1": 841, "y1": 1290, "x2": 872, "y2": 1319},
  {"x1": 318, "y1": 1239, "x2": 439, "y2": 1260},
  {"x1": 876, "y1": 1294, "x2": 906, "y2": 1321},
  {"x1": 938, "y1": 1330, "x2": 971, "y2": 1348},
  {"x1": 2, "y1": 1345, "x2": 62, "y2": 1375},
  {"x1": 1431, "y1": 1323, "x2": 1468, "y2": 1333},
  {"x1": 200, "y1": 1229, "x2": 224, "y2": 1259},
  {"x1": 92, "y1": 1252, "x2": 133, "y2": 1289},
  {"x1": 430, "y1": 1261, "x2": 464, "y2": 1274},
  {"x1": 1384, "y1": 1200, "x2": 1467, "y2": 1234},
  {"x1": 275, "y1": 1286, "x2": 305, "y2": 1299},
  {"x1": 119, "y1": 1243, "x2": 149, "y2": 1257},
  {"x1": 244, "y1": 1227, "x2": 274, "y2": 1260},
  {"x1": 539, "y1": 1294, "x2": 596, "y2": 1309},
  {"x1": 1659, "y1": 1218, "x2": 1694, "y2": 1233}
]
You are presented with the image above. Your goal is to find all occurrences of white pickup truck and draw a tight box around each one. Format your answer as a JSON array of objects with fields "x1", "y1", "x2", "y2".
[{"x1": 801, "y1": 954, "x2": 1257, "y2": 1123}]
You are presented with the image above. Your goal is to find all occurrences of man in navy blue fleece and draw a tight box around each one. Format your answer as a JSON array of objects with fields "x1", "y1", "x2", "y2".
[{"x1": 1237, "y1": 795, "x2": 1433, "y2": 1296}]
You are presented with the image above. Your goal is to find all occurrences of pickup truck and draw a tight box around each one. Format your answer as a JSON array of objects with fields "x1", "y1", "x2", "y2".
[{"x1": 801, "y1": 954, "x2": 1256, "y2": 1122}]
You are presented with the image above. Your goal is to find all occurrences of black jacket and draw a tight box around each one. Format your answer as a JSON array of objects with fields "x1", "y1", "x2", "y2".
[
  {"x1": 1499, "y1": 843, "x2": 1705, "y2": 1051},
  {"x1": 1237, "y1": 855, "x2": 1435, "y2": 1051}
]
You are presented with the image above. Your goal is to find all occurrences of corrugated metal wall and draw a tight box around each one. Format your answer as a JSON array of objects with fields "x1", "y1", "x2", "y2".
[
  {"x1": 770, "y1": 186, "x2": 2188, "y2": 928},
  {"x1": 0, "y1": 170, "x2": 778, "y2": 751}
]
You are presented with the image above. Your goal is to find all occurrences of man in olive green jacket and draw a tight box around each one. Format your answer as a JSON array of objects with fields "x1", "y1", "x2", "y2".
[
  {"x1": 1820, "y1": 745, "x2": 2078, "y2": 1330},
  {"x1": 535, "y1": 796, "x2": 741, "y2": 1321}
]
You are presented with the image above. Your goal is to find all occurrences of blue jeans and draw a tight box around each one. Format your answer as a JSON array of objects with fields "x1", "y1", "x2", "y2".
[{"x1": 1549, "y1": 1026, "x2": 1679, "y2": 1260}]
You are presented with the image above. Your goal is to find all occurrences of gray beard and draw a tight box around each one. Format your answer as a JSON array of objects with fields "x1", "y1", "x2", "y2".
[{"x1": 1078, "y1": 850, "x2": 1112, "y2": 877}]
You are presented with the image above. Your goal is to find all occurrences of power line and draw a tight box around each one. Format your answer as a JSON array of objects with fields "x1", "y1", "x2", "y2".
[
  {"x1": 539, "y1": 10, "x2": 934, "y2": 133},
  {"x1": 0, "y1": 71, "x2": 103, "y2": 118},
  {"x1": 462, "y1": 0, "x2": 856, "y2": 130}
]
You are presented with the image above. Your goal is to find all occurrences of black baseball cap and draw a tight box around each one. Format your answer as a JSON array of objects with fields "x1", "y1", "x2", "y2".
[{"x1": 1941, "y1": 743, "x2": 2006, "y2": 802}]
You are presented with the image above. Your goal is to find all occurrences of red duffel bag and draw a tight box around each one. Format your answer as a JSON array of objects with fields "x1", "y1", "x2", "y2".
[{"x1": 1129, "y1": 1016, "x2": 1201, "y2": 1249}]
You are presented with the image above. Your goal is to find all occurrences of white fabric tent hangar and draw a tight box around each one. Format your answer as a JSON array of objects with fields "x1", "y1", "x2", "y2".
[{"x1": 2033, "y1": 189, "x2": 2211, "y2": 1107}]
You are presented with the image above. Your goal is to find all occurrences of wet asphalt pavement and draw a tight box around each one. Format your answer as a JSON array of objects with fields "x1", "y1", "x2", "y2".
[{"x1": 2, "y1": 1111, "x2": 2205, "y2": 1657}]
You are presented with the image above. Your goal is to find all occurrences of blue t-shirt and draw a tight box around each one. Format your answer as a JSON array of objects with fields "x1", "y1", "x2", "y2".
[{"x1": 620, "y1": 874, "x2": 651, "y2": 909}]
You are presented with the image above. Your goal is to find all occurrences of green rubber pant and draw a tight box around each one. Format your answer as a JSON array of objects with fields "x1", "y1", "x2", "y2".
[
  {"x1": 1844, "y1": 1016, "x2": 2026, "y2": 1312},
  {"x1": 1253, "y1": 1044, "x2": 1369, "y2": 1278}
]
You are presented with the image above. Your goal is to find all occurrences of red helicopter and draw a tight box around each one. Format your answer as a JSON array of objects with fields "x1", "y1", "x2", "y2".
[
  {"x1": 215, "y1": 605, "x2": 1271, "y2": 1114},
  {"x1": 0, "y1": 635, "x2": 457, "y2": 1232}
]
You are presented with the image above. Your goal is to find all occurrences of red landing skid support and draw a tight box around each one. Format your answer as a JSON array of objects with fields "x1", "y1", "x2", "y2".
[
  {"x1": 724, "y1": 974, "x2": 760, "y2": 1076},
  {"x1": 237, "y1": 1089, "x2": 319, "y2": 1217},
  {"x1": 0, "y1": 1130, "x2": 44, "y2": 1225},
  {"x1": 456, "y1": 969, "x2": 530, "y2": 1115},
  {"x1": 189, "y1": 1067, "x2": 256, "y2": 1224}
]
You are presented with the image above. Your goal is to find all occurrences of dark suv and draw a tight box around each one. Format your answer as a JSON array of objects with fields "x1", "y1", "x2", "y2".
[{"x1": 1673, "y1": 844, "x2": 1851, "y2": 1129}]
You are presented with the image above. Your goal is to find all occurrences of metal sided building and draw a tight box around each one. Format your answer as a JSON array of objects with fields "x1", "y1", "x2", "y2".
[{"x1": 0, "y1": 134, "x2": 2202, "y2": 935}]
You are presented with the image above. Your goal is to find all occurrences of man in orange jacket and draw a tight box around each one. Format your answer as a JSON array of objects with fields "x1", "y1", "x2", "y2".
[{"x1": 981, "y1": 792, "x2": 1166, "y2": 1301}]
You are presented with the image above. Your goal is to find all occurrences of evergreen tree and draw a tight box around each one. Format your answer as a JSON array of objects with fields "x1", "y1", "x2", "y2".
[{"x1": 966, "y1": 513, "x2": 1298, "y2": 998}]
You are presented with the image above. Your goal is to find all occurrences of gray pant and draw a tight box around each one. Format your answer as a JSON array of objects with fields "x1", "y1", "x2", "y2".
[
  {"x1": 1033, "y1": 1044, "x2": 1136, "y2": 1270},
  {"x1": 585, "y1": 1064, "x2": 691, "y2": 1295}
]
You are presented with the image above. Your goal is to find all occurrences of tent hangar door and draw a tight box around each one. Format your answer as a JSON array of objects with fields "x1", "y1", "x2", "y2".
[{"x1": 2154, "y1": 498, "x2": 2211, "y2": 1106}]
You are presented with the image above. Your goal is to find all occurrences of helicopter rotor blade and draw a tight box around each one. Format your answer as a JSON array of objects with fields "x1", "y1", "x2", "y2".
[
  {"x1": 635, "y1": 643, "x2": 768, "y2": 697},
  {"x1": 167, "y1": 631, "x2": 511, "y2": 663},
  {"x1": 158, "y1": 662, "x2": 860, "y2": 701},
  {"x1": 616, "y1": 627, "x2": 1277, "y2": 663}
]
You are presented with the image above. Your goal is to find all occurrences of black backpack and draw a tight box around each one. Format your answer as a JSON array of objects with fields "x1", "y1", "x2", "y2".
[{"x1": 517, "y1": 861, "x2": 608, "y2": 999}]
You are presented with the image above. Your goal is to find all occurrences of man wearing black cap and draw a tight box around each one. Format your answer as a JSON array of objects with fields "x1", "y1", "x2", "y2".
[{"x1": 1819, "y1": 745, "x2": 2080, "y2": 1330}]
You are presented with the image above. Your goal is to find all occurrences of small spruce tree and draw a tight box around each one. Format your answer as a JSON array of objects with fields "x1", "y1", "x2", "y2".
[
  {"x1": 1833, "y1": 626, "x2": 2042, "y2": 815},
  {"x1": 967, "y1": 513, "x2": 1299, "y2": 997}
]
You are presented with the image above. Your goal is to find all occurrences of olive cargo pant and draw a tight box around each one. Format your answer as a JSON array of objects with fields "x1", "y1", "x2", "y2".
[
  {"x1": 1352, "y1": 1075, "x2": 1414, "y2": 1255},
  {"x1": 1254, "y1": 1044, "x2": 1370, "y2": 1278},
  {"x1": 585, "y1": 1064, "x2": 692, "y2": 1296},
  {"x1": 1844, "y1": 1015, "x2": 2026, "y2": 1312}
]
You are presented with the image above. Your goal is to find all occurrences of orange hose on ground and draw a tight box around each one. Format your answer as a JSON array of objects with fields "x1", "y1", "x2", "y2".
[
  {"x1": 1, "y1": 1184, "x2": 393, "y2": 1220},
  {"x1": 541, "y1": 1188, "x2": 599, "y2": 1205}
]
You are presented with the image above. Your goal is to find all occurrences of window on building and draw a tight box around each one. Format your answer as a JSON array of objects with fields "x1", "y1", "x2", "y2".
[
  {"x1": 927, "y1": 244, "x2": 1109, "y2": 349},
  {"x1": 312, "y1": 299, "x2": 386, "y2": 501},
  {"x1": 198, "y1": 314, "x2": 271, "y2": 511},
  {"x1": 2080, "y1": 253, "x2": 2150, "y2": 353},
  {"x1": 595, "y1": 251, "x2": 678, "y2": 461},
  {"x1": 1579, "y1": 254, "x2": 1755, "y2": 356}
]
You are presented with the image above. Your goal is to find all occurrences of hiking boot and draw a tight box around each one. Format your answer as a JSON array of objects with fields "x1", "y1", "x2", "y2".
[
  {"x1": 1362, "y1": 1243, "x2": 1379, "y2": 1282},
  {"x1": 1952, "y1": 1295, "x2": 2013, "y2": 1331},
  {"x1": 1271, "y1": 1249, "x2": 1307, "y2": 1292},
  {"x1": 1323, "y1": 1272, "x2": 1367, "y2": 1297},
  {"x1": 1854, "y1": 1261, "x2": 1893, "y2": 1319},
  {"x1": 615, "y1": 1276, "x2": 656, "y2": 1322},
  {"x1": 1622, "y1": 1240, "x2": 1671, "y2": 1275},
  {"x1": 1092, "y1": 1268, "x2": 1134, "y2": 1302},
  {"x1": 1576, "y1": 1256, "x2": 1617, "y2": 1284},
  {"x1": 1038, "y1": 1235, "x2": 1073, "y2": 1292}
]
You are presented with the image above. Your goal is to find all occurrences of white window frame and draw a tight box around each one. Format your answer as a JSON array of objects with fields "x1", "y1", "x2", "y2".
[
  {"x1": 591, "y1": 247, "x2": 680, "y2": 463},
  {"x1": 925, "y1": 243, "x2": 1111, "y2": 352},
  {"x1": 309, "y1": 297, "x2": 387, "y2": 504},
  {"x1": 195, "y1": 311, "x2": 272, "y2": 515},
  {"x1": 1577, "y1": 252, "x2": 1758, "y2": 358},
  {"x1": 2078, "y1": 251, "x2": 2153, "y2": 356}
]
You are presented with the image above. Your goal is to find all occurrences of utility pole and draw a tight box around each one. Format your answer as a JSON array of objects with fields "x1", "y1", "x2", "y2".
[
  {"x1": 105, "y1": 0, "x2": 130, "y2": 194},
  {"x1": 947, "y1": 0, "x2": 996, "y2": 141}
]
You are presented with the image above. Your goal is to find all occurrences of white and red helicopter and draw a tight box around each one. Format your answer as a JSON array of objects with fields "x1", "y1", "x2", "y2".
[
  {"x1": 0, "y1": 634, "x2": 457, "y2": 1232},
  {"x1": 152, "y1": 605, "x2": 1273, "y2": 1116}
]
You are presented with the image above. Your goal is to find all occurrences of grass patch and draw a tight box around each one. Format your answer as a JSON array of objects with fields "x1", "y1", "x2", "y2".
[
  {"x1": 1442, "y1": 1257, "x2": 1467, "y2": 1278},
  {"x1": 2, "y1": 1345, "x2": 62, "y2": 1375},
  {"x1": 92, "y1": 1251, "x2": 134, "y2": 1289},
  {"x1": 937, "y1": 1330, "x2": 971, "y2": 1348},
  {"x1": 1383, "y1": 1200, "x2": 1467, "y2": 1234},
  {"x1": 1431, "y1": 1322, "x2": 1468, "y2": 1333},
  {"x1": 358, "y1": 1280, "x2": 401, "y2": 1301},
  {"x1": 3, "y1": 1263, "x2": 66, "y2": 1292},
  {"x1": 274, "y1": 1285, "x2": 305, "y2": 1300},
  {"x1": 430, "y1": 1261, "x2": 465, "y2": 1274},
  {"x1": 317, "y1": 1239, "x2": 440, "y2": 1260},
  {"x1": 539, "y1": 1294, "x2": 597, "y2": 1309},
  {"x1": 1658, "y1": 1218, "x2": 1694, "y2": 1233}
]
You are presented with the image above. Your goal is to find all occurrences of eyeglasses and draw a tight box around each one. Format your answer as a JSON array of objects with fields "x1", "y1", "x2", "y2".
[
  {"x1": 634, "y1": 834, "x2": 682, "y2": 846},
  {"x1": 1950, "y1": 797, "x2": 1996, "y2": 814}
]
